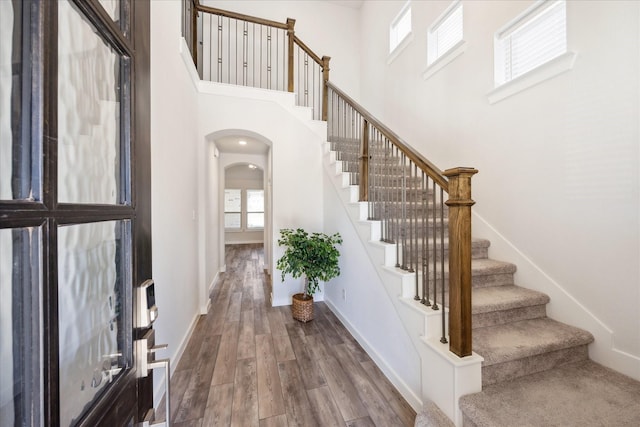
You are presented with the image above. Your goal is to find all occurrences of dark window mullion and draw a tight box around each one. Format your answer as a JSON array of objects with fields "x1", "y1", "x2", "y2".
[
  {"x1": 42, "y1": 0, "x2": 57, "y2": 212},
  {"x1": 42, "y1": 218, "x2": 59, "y2": 426},
  {"x1": 71, "y1": 0, "x2": 134, "y2": 58},
  {"x1": 40, "y1": 0, "x2": 57, "y2": 421},
  {"x1": 121, "y1": 56, "x2": 133, "y2": 206}
]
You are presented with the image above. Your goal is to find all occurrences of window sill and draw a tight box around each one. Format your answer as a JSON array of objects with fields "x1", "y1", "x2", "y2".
[
  {"x1": 423, "y1": 40, "x2": 467, "y2": 81},
  {"x1": 487, "y1": 51, "x2": 577, "y2": 105},
  {"x1": 387, "y1": 32, "x2": 414, "y2": 65}
]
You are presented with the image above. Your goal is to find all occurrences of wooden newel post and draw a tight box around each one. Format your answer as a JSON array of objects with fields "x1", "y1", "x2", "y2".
[
  {"x1": 444, "y1": 167, "x2": 478, "y2": 357},
  {"x1": 287, "y1": 18, "x2": 296, "y2": 93},
  {"x1": 359, "y1": 119, "x2": 369, "y2": 202},
  {"x1": 191, "y1": 1, "x2": 199, "y2": 66},
  {"x1": 321, "y1": 56, "x2": 331, "y2": 121}
]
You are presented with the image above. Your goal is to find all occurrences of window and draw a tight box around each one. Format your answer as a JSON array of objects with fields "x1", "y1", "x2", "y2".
[
  {"x1": 428, "y1": 1, "x2": 463, "y2": 65},
  {"x1": 246, "y1": 189, "x2": 264, "y2": 229},
  {"x1": 494, "y1": 0, "x2": 567, "y2": 85},
  {"x1": 224, "y1": 188, "x2": 264, "y2": 230},
  {"x1": 390, "y1": 1, "x2": 412, "y2": 54},
  {"x1": 224, "y1": 189, "x2": 241, "y2": 229}
]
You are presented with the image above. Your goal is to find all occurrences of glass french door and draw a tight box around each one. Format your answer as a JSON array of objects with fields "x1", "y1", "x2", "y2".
[{"x1": 0, "y1": 1, "x2": 152, "y2": 425}]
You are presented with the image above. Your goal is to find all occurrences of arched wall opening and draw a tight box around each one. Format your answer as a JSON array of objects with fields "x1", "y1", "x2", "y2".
[{"x1": 202, "y1": 129, "x2": 273, "y2": 308}]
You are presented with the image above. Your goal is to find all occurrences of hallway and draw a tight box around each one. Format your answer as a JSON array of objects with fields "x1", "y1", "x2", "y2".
[{"x1": 159, "y1": 244, "x2": 416, "y2": 426}]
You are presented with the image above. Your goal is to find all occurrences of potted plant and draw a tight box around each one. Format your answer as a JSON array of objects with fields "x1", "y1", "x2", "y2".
[{"x1": 276, "y1": 228, "x2": 342, "y2": 322}]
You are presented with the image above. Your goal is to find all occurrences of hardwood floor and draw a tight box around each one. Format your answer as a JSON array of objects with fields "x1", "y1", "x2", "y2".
[{"x1": 158, "y1": 244, "x2": 416, "y2": 426}]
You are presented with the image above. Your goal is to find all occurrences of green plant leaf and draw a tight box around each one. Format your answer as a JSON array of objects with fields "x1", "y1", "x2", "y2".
[{"x1": 276, "y1": 228, "x2": 342, "y2": 297}]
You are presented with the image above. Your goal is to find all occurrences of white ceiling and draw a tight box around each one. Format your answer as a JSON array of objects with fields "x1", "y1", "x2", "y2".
[
  {"x1": 215, "y1": 135, "x2": 270, "y2": 155},
  {"x1": 326, "y1": 0, "x2": 364, "y2": 10},
  {"x1": 226, "y1": 163, "x2": 264, "y2": 181}
]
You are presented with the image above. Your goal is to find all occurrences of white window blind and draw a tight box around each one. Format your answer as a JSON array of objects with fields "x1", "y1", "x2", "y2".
[
  {"x1": 224, "y1": 189, "x2": 241, "y2": 229},
  {"x1": 495, "y1": 0, "x2": 567, "y2": 85},
  {"x1": 428, "y1": 1, "x2": 463, "y2": 64},
  {"x1": 246, "y1": 189, "x2": 264, "y2": 229},
  {"x1": 390, "y1": 2, "x2": 411, "y2": 53}
]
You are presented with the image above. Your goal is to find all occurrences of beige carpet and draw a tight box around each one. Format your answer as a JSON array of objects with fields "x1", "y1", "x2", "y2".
[{"x1": 459, "y1": 360, "x2": 640, "y2": 426}]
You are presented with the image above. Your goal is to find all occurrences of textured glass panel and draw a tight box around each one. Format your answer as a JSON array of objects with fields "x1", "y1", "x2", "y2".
[
  {"x1": 58, "y1": 0, "x2": 123, "y2": 204},
  {"x1": 1, "y1": 2, "x2": 36, "y2": 201},
  {"x1": 97, "y1": 0, "x2": 120, "y2": 23},
  {"x1": 0, "y1": 227, "x2": 43, "y2": 425},
  {"x1": 58, "y1": 220, "x2": 131, "y2": 426}
]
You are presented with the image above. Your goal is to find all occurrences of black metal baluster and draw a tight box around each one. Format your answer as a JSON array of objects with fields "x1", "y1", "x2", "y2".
[
  {"x1": 440, "y1": 186, "x2": 448, "y2": 344},
  {"x1": 217, "y1": 16, "x2": 223, "y2": 83},
  {"x1": 422, "y1": 174, "x2": 430, "y2": 306},
  {"x1": 432, "y1": 179, "x2": 439, "y2": 311}
]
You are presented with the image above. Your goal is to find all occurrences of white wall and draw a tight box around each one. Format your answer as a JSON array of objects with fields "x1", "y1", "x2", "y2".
[
  {"x1": 357, "y1": 0, "x2": 640, "y2": 376},
  {"x1": 205, "y1": 0, "x2": 362, "y2": 99},
  {"x1": 194, "y1": 81, "x2": 326, "y2": 306},
  {"x1": 150, "y1": 0, "x2": 202, "y2": 403},
  {"x1": 322, "y1": 171, "x2": 422, "y2": 407},
  {"x1": 205, "y1": 141, "x2": 220, "y2": 296}
]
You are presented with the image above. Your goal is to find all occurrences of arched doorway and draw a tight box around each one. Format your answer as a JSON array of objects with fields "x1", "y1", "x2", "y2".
[{"x1": 202, "y1": 130, "x2": 272, "y2": 307}]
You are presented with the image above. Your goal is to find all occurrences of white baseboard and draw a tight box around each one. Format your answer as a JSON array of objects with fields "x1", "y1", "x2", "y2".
[
  {"x1": 324, "y1": 299, "x2": 423, "y2": 412},
  {"x1": 153, "y1": 311, "x2": 201, "y2": 407},
  {"x1": 202, "y1": 271, "x2": 220, "y2": 314},
  {"x1": 473, "y1": 212, "x2": 640, "y2": 381}
]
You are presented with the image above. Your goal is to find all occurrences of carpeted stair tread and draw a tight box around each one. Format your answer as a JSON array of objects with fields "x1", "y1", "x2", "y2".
[
  {"x1": 405, "y1": 238, "x2": 490, "y2": 259},
  {"x1": 473, "y1": 317, "x2": 594, "y2": 367},
  {"x1": 471, "y1": 258, "x2": 516, "y2": 277},
  {"x1": 472, "y1": 285, "x2": 549, "y2": 314},
  {"x1": 459, "y1": 360, "x2": 640, "y2": 427}
]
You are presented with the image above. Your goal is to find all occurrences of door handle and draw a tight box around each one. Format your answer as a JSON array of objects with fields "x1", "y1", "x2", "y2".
[{"x1": 135, "y1": 331, "x2": 171, "y2": 427}]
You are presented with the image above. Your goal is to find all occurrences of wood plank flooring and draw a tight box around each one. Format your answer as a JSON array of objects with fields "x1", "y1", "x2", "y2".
[{"x1": 158, "y1": 244, "x2": 416, "y2": 426}]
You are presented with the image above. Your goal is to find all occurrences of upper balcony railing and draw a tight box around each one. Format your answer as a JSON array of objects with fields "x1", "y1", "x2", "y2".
[
  {"x1": 183, "y1": 0, "x2": 330, "y2": 121},
  {"x1": 181, "y1": 0, "x2": 476, "y2": 359}
]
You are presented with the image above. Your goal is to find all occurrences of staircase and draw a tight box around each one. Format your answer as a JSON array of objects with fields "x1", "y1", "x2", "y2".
[
  {"x1": 184, "y1": 3, "x2": 640, "y2": 424},
  {"x1": 323, "y1": 135, "x2": 640, "y2": 426}
]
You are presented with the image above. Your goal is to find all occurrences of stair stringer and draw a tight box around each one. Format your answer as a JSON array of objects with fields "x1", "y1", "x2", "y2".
[{"x1": 323, "y1": 143, "x2": 483, "y2": 427}]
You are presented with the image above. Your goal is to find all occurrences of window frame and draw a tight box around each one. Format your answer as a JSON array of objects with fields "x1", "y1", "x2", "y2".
[
  {"x1": 223, "y1": 188, "x2": 242, "y2": 231},
  {"x1": 427, "y1": 0, "x2": 464, "y2": 65},
  {"x1": 488, "y1": 0, "x2": 576, "y2": 104},
  {"x1": 388, "y1": 1, "x2": 413, "y2": 60},
  {"x1": 224, "y1": 188, "x2": 265, "y2": 232},
  {"x1": 423, "y1": 0, "x2": 466, "y2": 80},
  {"x1": 245, "y1": 189, "x2": 264, "y2": 230}
]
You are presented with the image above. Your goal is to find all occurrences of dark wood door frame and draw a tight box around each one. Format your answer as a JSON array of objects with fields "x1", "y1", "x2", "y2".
[{"x1": 0, "y1": 0, "x2": 153, "y2": 425}]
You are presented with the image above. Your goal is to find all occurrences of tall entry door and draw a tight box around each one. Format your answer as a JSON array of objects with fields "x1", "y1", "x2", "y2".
[{"x1": 0, "y1": 0, "x2": 152, "y2": 425}]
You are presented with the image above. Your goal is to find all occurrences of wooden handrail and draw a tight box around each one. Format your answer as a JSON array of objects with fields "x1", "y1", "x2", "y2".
[
  {"x1": 327, "y1": 81, "x2": 449, "y2": 191},
  {"x1": 191, "y1": 1, "x2": 329, "y2": 120},
  {"x1": 293, "y1": 35, "x2": 323, "y2": 66},
  {"x1": 328, "y1": 81, "x2": 476, "y2": 358},
  {"x1": 193, "y1": 2, "x2": 288, "y2": 29}
]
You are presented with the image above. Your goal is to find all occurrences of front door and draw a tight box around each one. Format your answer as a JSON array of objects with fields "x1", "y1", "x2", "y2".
[{"x1": 0, "y1": 0, "x2": 152, "y2": 425}]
